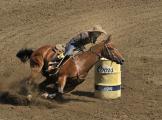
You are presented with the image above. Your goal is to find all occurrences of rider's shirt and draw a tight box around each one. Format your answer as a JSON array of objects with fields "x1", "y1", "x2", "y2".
[{"x1": 68, "y1": 32, "x2": 90, "y2": 48}]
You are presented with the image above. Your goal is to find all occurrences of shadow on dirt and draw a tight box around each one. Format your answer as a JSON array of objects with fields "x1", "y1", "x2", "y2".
[
  {"x1": 0, "y1": 91, "x2": 29, "y2": 105},
  {"x1": 0, "y1": 91, "x2": 60, "y2": 108},
  {"x1": 60, "y1": 96, "x2": 95, "y2": 103},
  {"x1": 0, "y1": 77, "x2": 95, "y2": 106},
  {"x1": 71, "y1": 90, "x2": 95, "y2": 98},
  {"x1": 0, "y1": 77, "x2": 59, "y2": 108}
]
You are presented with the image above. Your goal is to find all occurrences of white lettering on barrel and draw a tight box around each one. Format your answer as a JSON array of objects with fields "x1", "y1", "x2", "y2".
[{"x1": 103, "y1": 87, "x2": 113, "y2": 91}]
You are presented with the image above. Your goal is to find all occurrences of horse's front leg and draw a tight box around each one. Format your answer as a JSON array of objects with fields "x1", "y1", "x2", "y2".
[
  {"x1": 40, "y1": 77, "x2": 58, "y2": 99},
  {"x1": 55, "y1": 75, "x2": 67, "y2": 100},
  {"x1": 41, "y1": 75, "x2": 67, "y2": 100},
  {"x1": 39, "y1": 78, "x2": 57, "y2": 93}
]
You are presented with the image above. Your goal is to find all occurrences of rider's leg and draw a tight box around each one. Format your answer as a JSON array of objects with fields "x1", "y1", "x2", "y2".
[
  {"x1": 48, "y1": 44, "x2": 75, "y2": 75},
  {"x1": 54, "y1": 44, "x2": 75, "y2": 68},
  {"x1": 64, "y1": 44, "x2": 75, "y2": 56},
  {"x1": 48, "y1": 44, "x2": 75, "y2": 68}
]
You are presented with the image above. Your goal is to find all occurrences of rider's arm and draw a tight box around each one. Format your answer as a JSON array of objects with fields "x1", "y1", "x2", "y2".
[{"x1": 70, "y1": 32, "x2": 89, "y2": 45}]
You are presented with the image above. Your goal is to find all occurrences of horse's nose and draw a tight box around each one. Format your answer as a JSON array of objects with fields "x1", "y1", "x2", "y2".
[
  {"x1": 120, "y1": 59, "x2": 124, "y2": 65},
  {"x1": 121, "y1": 59, "x2": 125, "y2": 63}
]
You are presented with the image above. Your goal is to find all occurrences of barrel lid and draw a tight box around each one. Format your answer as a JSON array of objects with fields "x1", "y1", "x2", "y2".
[
  {"x1": 100, "y1": 58, "x2": 114, "y2": 62},
  {"x1": 100, "y1": 58, "x2": 108, "y2": 60}
]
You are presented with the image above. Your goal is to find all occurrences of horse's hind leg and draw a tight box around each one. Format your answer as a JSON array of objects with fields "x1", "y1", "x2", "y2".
[
  {"x1": 26, "y1": 56, "x2": 44, "y2": 96},
  {"x1": 26, "y1": 63, "x2": 44, "y2": 101},
  {"x1": 64, "y1": 79, "x2": 85, "y2": 93},
  {"x1": 26, "y1": 68, "x2": 39, "y2": 91}
]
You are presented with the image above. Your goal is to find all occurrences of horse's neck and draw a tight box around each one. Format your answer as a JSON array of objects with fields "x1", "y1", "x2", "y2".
[{"x1": 75, "y1": 51, "x2": 99, "y2": 74}]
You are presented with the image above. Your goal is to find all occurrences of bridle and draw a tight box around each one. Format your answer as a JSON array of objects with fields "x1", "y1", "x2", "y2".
[
  {"x1": 89, "y1": 42, "x2": 121, "y2": 64},
  {"x1": 89, "y1": 48, "x2": 102, "y2": 58},
  {"x1": 89, "y1": 43, "x2": 110, "y2": 59}
]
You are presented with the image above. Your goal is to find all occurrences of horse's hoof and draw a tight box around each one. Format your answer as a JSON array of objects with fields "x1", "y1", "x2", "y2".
[
  {"x1": 48, "y1": 93, "x2": 56, "y2": 99},
  {"x1": 27, "y1": 94, "x2": 32, "y2": 101},
  {"x1": 41, "y1": 93, "x2": 49, "y2": 99},
  {"x1": 41, "y1": 93, "x2": 56, "y2": 99},
  {"x1": 54, "y1": 93, "x2": 64, "y2": 102}
]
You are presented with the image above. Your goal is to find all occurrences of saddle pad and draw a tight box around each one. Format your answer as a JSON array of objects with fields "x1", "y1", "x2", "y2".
[{"x1": 55, "y1": 44, "x2": 65, "y2": 52}]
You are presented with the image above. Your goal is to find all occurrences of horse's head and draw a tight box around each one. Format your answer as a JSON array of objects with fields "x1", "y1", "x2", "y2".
[{"x1": 101, "y1": 35, "x2": 125, "y2": 65}]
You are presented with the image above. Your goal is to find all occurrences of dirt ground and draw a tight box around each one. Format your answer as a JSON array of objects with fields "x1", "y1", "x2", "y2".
[{"x1": 0, "y1": 0, "x2": 162, "y2": 120}]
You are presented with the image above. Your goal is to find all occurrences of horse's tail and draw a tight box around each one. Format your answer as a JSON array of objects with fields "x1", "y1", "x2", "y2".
[{"x1": 16, "y1": 48, "x2": 34, "y2": 63}]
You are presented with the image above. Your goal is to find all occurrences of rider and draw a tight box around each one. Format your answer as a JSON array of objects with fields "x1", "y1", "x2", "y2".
[{"x1": 49, "y1": 25, "x2": 107, "y2": 69}]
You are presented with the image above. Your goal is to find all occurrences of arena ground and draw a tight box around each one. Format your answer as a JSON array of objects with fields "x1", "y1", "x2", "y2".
[{"x1": 0, "y1": 0, "x2": 162, "y2": 120}]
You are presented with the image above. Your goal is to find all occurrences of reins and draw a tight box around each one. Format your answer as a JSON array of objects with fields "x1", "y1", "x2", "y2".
[
  {"x1": 66, "y1": 48, "x2": 101, "y2": 80},
  {"x1": 70, "y1": 43, "x2": 106, "y2": 80},
  {"x1": 71, "y1": 56, "x2": 80, "y2": 79},
  {"x1": 54, "y1": 43, "x2": 111, "y2": 80},
  {"x1": 89, "y1": 43, "x2": 108, "y2": 58}
]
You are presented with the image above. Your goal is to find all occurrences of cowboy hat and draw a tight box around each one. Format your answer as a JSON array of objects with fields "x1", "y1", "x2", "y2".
[{"x1": 91, "y1": 25, "x2": 107, "y2": 34}]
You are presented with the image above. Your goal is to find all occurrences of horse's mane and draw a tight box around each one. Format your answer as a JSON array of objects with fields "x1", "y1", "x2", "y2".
[
  {"x1": 101, "y1": 35, "x2": 115, "y2": 59},
  {"x1": 89, "y1": 34, "x2": 110, "y2": 51}
]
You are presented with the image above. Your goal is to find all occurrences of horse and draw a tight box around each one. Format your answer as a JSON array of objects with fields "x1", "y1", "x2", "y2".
[
  {"x1": 16, "y1": 45, "x2": 63, "y2": 100},
  {"x1": 44, "y1": 35, "x2": 124, "y2": 99}
]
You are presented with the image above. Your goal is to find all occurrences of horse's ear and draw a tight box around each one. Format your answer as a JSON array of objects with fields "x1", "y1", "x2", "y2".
[{"x1": 105, "y1": 34, "x2": 112, "y2": 44}]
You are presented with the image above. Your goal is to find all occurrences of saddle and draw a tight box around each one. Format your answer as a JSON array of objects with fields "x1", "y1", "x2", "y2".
[
  {"x1": 49, "y1": 44, "x2": 86, "y2": 76},
  {"x1": 48, "y1": 55, "x2": 70, "y2": 76}
]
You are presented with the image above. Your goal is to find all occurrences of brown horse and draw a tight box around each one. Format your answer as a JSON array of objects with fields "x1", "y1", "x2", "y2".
[
  {"x1": 45, "y1": 35, "x2": 124, "y2": 99},
  {"x1": 16, "y1": 45, "x2": 63, "y2": 99}
]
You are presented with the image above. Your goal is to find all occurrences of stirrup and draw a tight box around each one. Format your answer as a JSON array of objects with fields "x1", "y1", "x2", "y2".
[
  {"x1": 49, "y1": 72, "x2": 58, "y2": 77},
  {"x1": 49, "y1": 61, "x2": 58, "y2": 66},
  {"x1": 55, "y1": 56, "x2": 66, "y2": 68}
]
